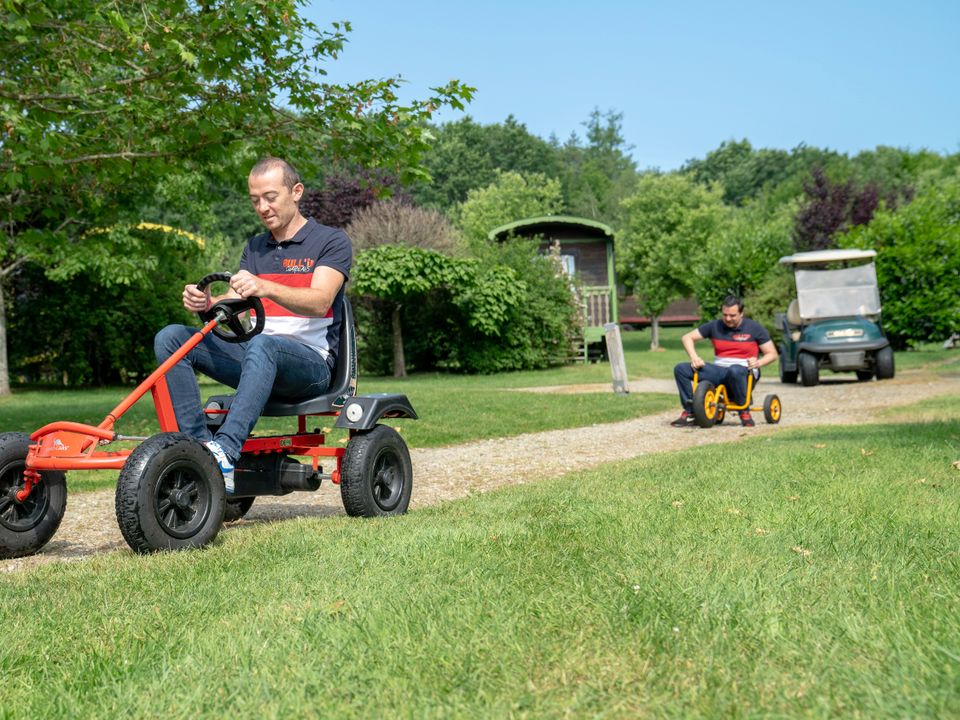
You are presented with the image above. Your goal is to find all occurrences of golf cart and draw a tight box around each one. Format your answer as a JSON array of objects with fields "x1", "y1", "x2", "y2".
[
  {"x1": 0, "y1": 273, "x2": 416, "y2": 558},
  {"x1": 776, "y1": 249, "x2": 894, "y2": 386}
]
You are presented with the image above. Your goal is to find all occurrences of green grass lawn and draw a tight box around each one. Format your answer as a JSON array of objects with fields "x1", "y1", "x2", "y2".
[{"x1": 1, "y1": 398, "x2": 958, "y2": 718}]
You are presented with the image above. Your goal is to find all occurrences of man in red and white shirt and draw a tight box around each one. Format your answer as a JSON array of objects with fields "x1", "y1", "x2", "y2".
[
  {"x1": 155, "y1": 157, "x2": 351, "y2": 490},
  {"x1": 672, "y1": 295, "x2": 778, "y2": 427}
]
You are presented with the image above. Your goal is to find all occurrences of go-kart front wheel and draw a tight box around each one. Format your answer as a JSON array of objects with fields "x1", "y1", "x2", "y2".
[
  {"x1": 115, "y1": 433, "x2": 225, "y2": 554},
  {"x1": 340, "y1": 425, "x2": 412, "y2": 517},
  {"x1": 692, "y1": 381, "x2": 720, "y2": 428},
  {"x1": 0, "y1": 432, "x2": 67, "y2": 559},
  {"x1": 763, "y1": 394, "x2": 782, "y2": 424}
]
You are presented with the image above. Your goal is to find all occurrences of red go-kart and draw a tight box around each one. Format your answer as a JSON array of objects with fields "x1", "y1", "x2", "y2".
[{"x1": 0, "y1": 273, "x2": 416, "y2": 557}]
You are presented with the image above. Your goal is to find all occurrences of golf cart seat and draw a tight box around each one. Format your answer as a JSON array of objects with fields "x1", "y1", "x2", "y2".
[
  {"x1": 786, "y1": 299, "x2": 802, "y2": 340},
  {"x1": 204, "y1": 296, "x2": 357, "y2": 422}
]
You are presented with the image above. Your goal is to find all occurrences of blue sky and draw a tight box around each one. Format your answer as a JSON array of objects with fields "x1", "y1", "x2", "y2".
[{"x1": 307, "y1": 1, "x2": 960, "y2": 170}]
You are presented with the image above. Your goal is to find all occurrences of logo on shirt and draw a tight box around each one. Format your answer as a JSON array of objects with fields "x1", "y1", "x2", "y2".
[
  {"x1": 283, "y1": 258, "x2": 315, "y2": 273},
  {"x1": 732, "y1": 333, "x2": 752, "y2": 341}
]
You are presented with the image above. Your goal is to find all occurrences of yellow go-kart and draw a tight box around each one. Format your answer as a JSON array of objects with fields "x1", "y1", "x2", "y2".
[{"x1": 692, "y1": 370, "x2": 782, "y2": 428}]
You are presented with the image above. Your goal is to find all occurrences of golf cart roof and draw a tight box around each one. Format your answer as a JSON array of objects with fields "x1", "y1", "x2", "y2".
[{"x1": 779, "y1": 249, "x2": 877, "y2": 266}]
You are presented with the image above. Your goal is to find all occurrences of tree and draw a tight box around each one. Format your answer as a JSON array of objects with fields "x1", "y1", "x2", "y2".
[
  {"x1": 691, "y1": 202, "x2": 795, "y2": 324},
  {"x1": 346, "y1": 201, "x2": 460, "y2": 254},
  {"x1": 413, "y1": 116, "x2": 562, "y2": 210},
  {"x1": 559, "y1": 109, "x2": 637, "y2": 222},
  {"x1": 0, "y1": 0, "x2": 473, "y2": 393},
  {"x1": 452, "y1": 170, "x2": 564, "y2": 246},
  {"x1": 617, "y1": 174, "x2": 726, "y2": 349},
  {"x1": 793, "y1": 167, "x2": 890, "y2": 251},
  {"x1": 840, "y1": 174, "x2": 960, "y2": 348},
  {"x1": 351, "y1": 246, "x2": 524, "y2": 377}
]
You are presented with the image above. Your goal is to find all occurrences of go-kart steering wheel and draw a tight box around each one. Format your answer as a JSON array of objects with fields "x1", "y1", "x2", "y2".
[{"x1": 195, "y1": 272, "x2": 265, "y2": 343}]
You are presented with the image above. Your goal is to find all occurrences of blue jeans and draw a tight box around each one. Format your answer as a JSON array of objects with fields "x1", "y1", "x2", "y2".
[
  {"x1": 154, "y1": 326, "x2": 332, "y2": 461},
  {"x1": 674, "y1": 362, "x2": 755, "y2": 411}
]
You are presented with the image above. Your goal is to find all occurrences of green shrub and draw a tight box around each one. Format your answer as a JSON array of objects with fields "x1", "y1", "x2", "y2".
[{"x1": 841, "y1": 174, "x2": 960, "y2": 348}]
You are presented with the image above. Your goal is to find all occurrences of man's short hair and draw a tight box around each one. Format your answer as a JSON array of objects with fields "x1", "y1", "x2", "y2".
[
  {"x1": 722, "y1": 294, "x2": 744, "y2": 312},
  {"x1": 249, "y1": 157, "x2": 301, "y2": 191}
]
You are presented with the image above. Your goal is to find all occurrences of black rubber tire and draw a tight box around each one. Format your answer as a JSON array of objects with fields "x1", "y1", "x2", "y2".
[
  {"x1": 692, "y1": 381, "x2": 719, "y2": 428},
  {"x1": 115, "y1": 433, "x2": 225, "y2": 554},
  {"x1": 763, "y1": 394, "x2": 782, "y2": 424},
  {"x1": 855, "y1": 369, "x2": 874, "y2": 382},
  {"x1": 799, "y1": 352, "x2": 819, "y2": 387},
  {"x1": 0, "y1": 432, "x2": 67, "y2": 559},
  {"x1": 779, "y1": 345, "x2": 798, "y2": 384},
  {"x1": 223, "y1": 496, "x2": 255, "y2": 523},
  {"x1": 875, "y1": 346, "x2": 895, "y2": 380},
  {"x1": 340, "y1": 425, "x2": 413, "y2": 517}
]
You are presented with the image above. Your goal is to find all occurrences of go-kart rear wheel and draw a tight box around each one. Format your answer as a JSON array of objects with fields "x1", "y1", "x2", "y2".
[
  {"x1": 692, "y1": 381, "x2": 720, "y2": 428},
  {"x1": 763, "y1": 394, "x2": 782, "y2": 424},
  {"x1": 0, "y1": 432, "x2": 67, "y2": 559},
  {"x1": 223, "y1": 496, "x2": 255, "y2": 523},
  {"x1": 115, "y1": 433, "x2": 225, "y2": 554},
  {"x1": 799, "y1": 352, "x2": 819, "y2": 387},
  {"x1": 340, "y1": 425, "x2": 412, "y2": 517},
  {"x1": 875, "y1": 346, "x2": 895, "y2": 380}
]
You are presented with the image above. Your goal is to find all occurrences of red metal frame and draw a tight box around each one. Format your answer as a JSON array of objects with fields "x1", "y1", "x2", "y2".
[{"x1": 21, "y1": 316, "x2": 346, "y2": 500}]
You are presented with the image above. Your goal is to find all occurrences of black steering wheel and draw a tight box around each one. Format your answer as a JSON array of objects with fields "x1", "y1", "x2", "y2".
[{"x1": 195, "y1": 272, "x2": 265, "y2": 343}]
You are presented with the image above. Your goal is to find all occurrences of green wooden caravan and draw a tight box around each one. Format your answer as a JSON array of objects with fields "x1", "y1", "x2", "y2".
[{"x1": 488, "y1": 215, "x2": 617, "y2": 358}]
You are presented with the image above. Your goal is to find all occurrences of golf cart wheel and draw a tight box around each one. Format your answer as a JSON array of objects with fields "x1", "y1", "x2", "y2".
[
  {"x1": 856, "y1": 369, "x2": 874, "y2": 382},
  {"x1": 223, "y1": 496, "x2": 255, "y2": 523},
  {"x1": 340, "y1": 425, "x2": 412, "y2": 517},
  {"x1": 692, "y1": 381, "x2": 719, "y2": 428},
  {"x1": 0, "y1": 432, "x2": 67, "y2": 559},
  {"x1": 799, "y1": 352, "x2": 819, "y2": 387},
  {"x1": 875, "y1": 346, "x2": 895, "y2": 380},
  {"x1": 115, "y1": 433, "x2": 225, "y2": 554},
  {"x1": 763, "y1": 394, "x2": 782, "y2": 424},
  {"x1": 778, "y1": 344, "x2": 798, "y2": 384}
]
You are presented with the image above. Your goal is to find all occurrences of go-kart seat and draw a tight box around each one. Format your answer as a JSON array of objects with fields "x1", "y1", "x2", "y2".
[{"x1": 204, "y1": 296, "x2": 357, "y2": 421}]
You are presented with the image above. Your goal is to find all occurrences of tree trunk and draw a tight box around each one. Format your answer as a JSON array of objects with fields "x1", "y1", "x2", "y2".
[
  {"x1": 650, "y1": 315, "x2": 661, "y2": 351},
  {"x1": 391, "y1": 304, "x2": 406, "y2": 378},
  {"x1": 0, "y1": 284, "x2": 9, "y2": 395}
]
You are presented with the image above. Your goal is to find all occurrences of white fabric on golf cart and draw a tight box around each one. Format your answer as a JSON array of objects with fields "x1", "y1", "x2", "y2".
[{"x1": 795, "y1": 262, "x2": 881, "y2": 320}]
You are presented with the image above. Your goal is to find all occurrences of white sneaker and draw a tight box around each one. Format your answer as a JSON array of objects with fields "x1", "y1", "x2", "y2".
[{"x1": 204, "y1": 440, "x2": 235, "y2": 494}]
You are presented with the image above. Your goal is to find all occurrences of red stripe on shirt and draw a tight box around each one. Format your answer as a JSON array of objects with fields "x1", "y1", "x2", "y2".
[
  {"x1": 256, "y1": 272, "x2": 333, "y2": 318},
  {"x1": 711, "y1": 338, "x2": 759, "y2": 359}
]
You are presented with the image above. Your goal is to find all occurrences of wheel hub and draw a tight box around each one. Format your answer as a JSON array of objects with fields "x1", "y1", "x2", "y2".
[{"x1": 169, "y1": 488, "x2": 193, "y2": 510}]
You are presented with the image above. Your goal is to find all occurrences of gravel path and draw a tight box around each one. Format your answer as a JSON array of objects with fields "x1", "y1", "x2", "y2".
[{"x1": 3, "y1": 367, "x2": 957, "y2": 573}]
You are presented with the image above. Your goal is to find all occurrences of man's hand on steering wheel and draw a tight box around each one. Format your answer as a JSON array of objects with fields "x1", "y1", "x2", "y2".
[
  {"x1": 195, "y1": 272, "x2": 265, "y2": 343},
  {"x1": 229, "y1": 270, "x2": 266, "y2": 300},
  {"x1": 182, "y1": 283, "x2": 211, "y2": 313}
]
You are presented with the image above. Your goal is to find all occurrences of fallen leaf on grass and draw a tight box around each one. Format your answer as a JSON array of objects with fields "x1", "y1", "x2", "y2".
[
  {"x1": 671, "y1": 500, "x2": 684, "y2": 508},
  {"x1": 812, "y1": 443, "x2": 826, "y2": 449},
  {"x1": 321, "y1": 427, "x2": 332, "y2": 433},
  {"x1": 788, "y1": 495, "x2": 800, "y2": 501},
  {"x1": 791, "y1": 546, "x2": 812, "y2": 557},
  {"x1": 755, "y1": 528, "x2": 768, "y2": 535},
  {"x1": 915, "y1": 478, "x2": 927, "y2": 484},
  {"x1": 953, "y1": 460, "x2": 960, "y2": 470},
  {"x1": 726, "y1": 507, "x2": 742, "y2": 515},
  {"x1": 860, "y1": 448, "x2": 875, "y2": 457}
]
